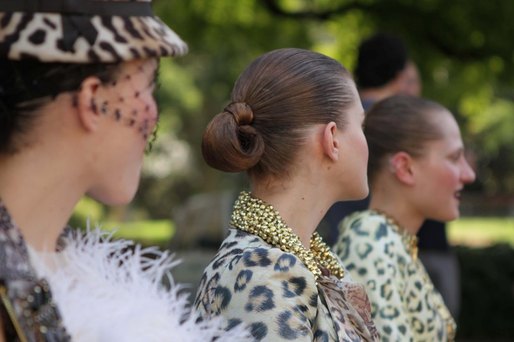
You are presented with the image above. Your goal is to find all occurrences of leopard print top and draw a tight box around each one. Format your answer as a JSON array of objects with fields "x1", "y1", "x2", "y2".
[
  {"x1": 333, "y1": 210, "x2": 457, "y2": 342},
  {"x1": 194, "y1": 227, "x2": 379, "y2": 341}
]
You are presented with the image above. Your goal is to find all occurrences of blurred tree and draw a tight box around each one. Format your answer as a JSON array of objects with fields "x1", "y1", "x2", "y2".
[
  {"x1": 260, "y1": 0, "x2": 514, "y2": 195},
  {"x1": 133, "y1": 0, "x2": 315, "y2": 218},
  {"x1": 127, "y1": 0, "x2": 514, "y2": 220}
]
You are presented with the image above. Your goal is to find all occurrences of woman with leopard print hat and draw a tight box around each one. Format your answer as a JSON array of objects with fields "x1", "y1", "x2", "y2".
[
  {"x1": 194, "y1": 48, "x2": 380, "y2": 341},
  {"x1": 0, "y1": 1, "x2": 250, "y2": 341},
  {"x1": 333, "y1": 95, "x2": 475, "y2": 341}
]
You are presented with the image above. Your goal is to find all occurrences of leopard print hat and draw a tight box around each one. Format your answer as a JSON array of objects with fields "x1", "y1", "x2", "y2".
[{"x1": 0, "y1": 0, "x2": 188, "y2": 63}]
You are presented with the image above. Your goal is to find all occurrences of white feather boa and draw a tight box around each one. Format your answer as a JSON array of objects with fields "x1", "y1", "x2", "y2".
[{"x1": 27, "y1": 229, "x2": 251, "y2": 342}]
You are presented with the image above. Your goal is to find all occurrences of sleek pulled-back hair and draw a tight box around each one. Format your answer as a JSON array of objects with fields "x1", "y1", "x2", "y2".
[
  {"x1": 201, "y1": 48, "x2": 356, "y2": 178},
  {"x1": 0, "y1": 59, "x2": 121, "y2": 154},
  {"x1": 365, "y1": 95, "x2": 448, "y2": 182}
]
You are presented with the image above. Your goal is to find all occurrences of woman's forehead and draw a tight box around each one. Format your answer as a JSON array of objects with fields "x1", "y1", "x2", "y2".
[
  {"x1": 120, "y1": 58, "x2": 158, "y2": 75},
  {"x1": 427, "y1": 116, "x2": 463, "y2": 150},
  {"x1": 434, "y1": 110, "x2": 460, "y2": 136}
]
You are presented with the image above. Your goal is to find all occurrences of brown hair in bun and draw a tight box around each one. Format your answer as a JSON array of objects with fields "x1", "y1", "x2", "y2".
[
  {"x1": 202, "y1": 48, "x2": 356, "y2": 178},
  {"x1": 202, "y1": 101, "x2": 264, "y2": 172}
]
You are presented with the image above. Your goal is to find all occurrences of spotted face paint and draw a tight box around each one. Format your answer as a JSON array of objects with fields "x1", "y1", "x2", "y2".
[
  {"x1": 90, "y1": 58, "x2": 160, "y2": 150},
  {"x1": 82, "y1": 58, "x2": 162, "y2": 205}
]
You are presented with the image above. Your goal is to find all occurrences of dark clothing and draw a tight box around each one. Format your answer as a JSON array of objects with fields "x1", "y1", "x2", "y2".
[
  {"x1": 0, "y1": 200, "x2": 70, "y2": 342},
  {"x1": 322, "y1": 198, "x2": 369, "y2": 245},
  {"x1": 417, "y1": 219, "x2": 450, "y2": 251}
]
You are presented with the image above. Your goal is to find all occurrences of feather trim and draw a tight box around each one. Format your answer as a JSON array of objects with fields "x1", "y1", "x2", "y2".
[{"x1": 29, "y1": 228, "x2": 251, "y2": 342}]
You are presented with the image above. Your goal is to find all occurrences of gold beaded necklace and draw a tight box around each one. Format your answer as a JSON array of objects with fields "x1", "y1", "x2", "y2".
[
  {"x1": 369, "y1": 209, "x2": 419, "y2": 261},
  {"x1": 230, "y1": 191, "x2": 344, "y2": 281}
]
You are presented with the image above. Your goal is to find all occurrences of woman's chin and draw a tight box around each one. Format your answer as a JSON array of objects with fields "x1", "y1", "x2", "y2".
[
  {"x1": 429, "y1": 209, "x2": 460, "y2": 223},
  {"x1": 87, "y1": 189, "x2": 137, "y2": 207},
  {"x1": 341, "y1": 186, "x2": 369, "y2": 201}
]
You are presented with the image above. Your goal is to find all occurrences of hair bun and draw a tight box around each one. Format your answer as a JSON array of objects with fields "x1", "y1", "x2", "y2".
[
  {"x1": 224, "y1": 102, "x2": 254, "y2": 126},
  {"x1": 201, "y1": 106, "x2": 264, "y2": 173}
]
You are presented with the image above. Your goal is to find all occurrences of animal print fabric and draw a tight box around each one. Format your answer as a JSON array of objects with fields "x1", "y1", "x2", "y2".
[
  {"x1": 194, "y1": 228, "x2": 379, "y2": 341},
  {"x1": 0, "y1": 200, "x2": 70, "y2": 341},
  {"x1": 0, "y1": 10, "x2": 187, "y2": 63},
  {"x1": 333, "y1": 210, "x2": 456, "y2": 342}
]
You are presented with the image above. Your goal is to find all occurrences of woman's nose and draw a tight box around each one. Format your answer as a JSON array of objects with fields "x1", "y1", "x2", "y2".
[{"x1": 461, "y1": 158, "x2": 476, "y2": 184}]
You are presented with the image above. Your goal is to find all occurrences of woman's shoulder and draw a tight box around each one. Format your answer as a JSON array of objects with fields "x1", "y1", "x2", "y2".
[
  {"x1": 202, "y1": 228, "x2": 316, "y2": 284},
  {"x1": 195, "y1": 229, "x2": 321, "y2": 341},
  {"x1": 339, "y1": 210, "x2": 394, "y2": 241},
  {"x1": 334, "y1": 210, "x2": 405, "y2": 264}
]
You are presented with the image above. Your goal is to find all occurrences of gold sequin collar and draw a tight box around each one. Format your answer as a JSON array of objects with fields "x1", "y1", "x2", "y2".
[
  {"x1": 369, "y1": 209, "x2": 419, "y2": 261},
  {"x1": 230, "y1": 191, "x2": 344, "y2": 281}
]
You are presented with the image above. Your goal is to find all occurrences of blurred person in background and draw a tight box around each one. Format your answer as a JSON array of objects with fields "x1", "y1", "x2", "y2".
[
  {"x1": 324, "y1": 32, "x2": 461, "y2": 318},
  {"x1": 333, "y1": 95, "x2": 475, "y2": 341}
]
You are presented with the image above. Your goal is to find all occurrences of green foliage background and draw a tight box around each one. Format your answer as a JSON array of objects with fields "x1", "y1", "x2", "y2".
[
  {"x1": 71, "y1": 2, "x2": 514, "y2": 338},
  {"x1": 126, "y1": 0, "x2": 514, "y2": 220}
]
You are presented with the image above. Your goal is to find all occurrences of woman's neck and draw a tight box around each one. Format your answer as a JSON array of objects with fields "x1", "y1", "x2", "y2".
[
  {"x1": 369, "y1": 185, "x2": 424, "y2": 235},
  {"x1": 0, "y1": 151, "x2": 85, "y2": 251},
  {"x1": 251, "y1": 179, "x2": 333, "y2": 248}
]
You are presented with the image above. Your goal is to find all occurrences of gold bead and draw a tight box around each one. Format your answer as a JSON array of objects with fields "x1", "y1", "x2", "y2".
[{"x1": 231, "y1": 192, "x2": 345, "y2": 281}]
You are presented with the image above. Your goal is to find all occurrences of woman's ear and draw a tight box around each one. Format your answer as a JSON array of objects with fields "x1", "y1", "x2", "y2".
[
  {"x1": 389, "y1": 151, "x2": 415, "y2": 185},
  {"x1": 322, "y1": 121, "x2": 339, "y2": 161},
  {"x1": 76, "y1": 76, "x2": 102, "y2": 132}
]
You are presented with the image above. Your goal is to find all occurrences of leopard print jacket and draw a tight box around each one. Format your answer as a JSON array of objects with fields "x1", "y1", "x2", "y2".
[
  {"x1": 333, "y1": 210, "x2": 457, "y2": 342},
  {"x1": 194, "y1": 228, "x2": 379, "y2": 341}
]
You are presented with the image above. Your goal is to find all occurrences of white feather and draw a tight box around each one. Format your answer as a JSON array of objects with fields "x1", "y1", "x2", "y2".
[{"x1": 28, "y1": 228, "x2": 251, "y2": 342}]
